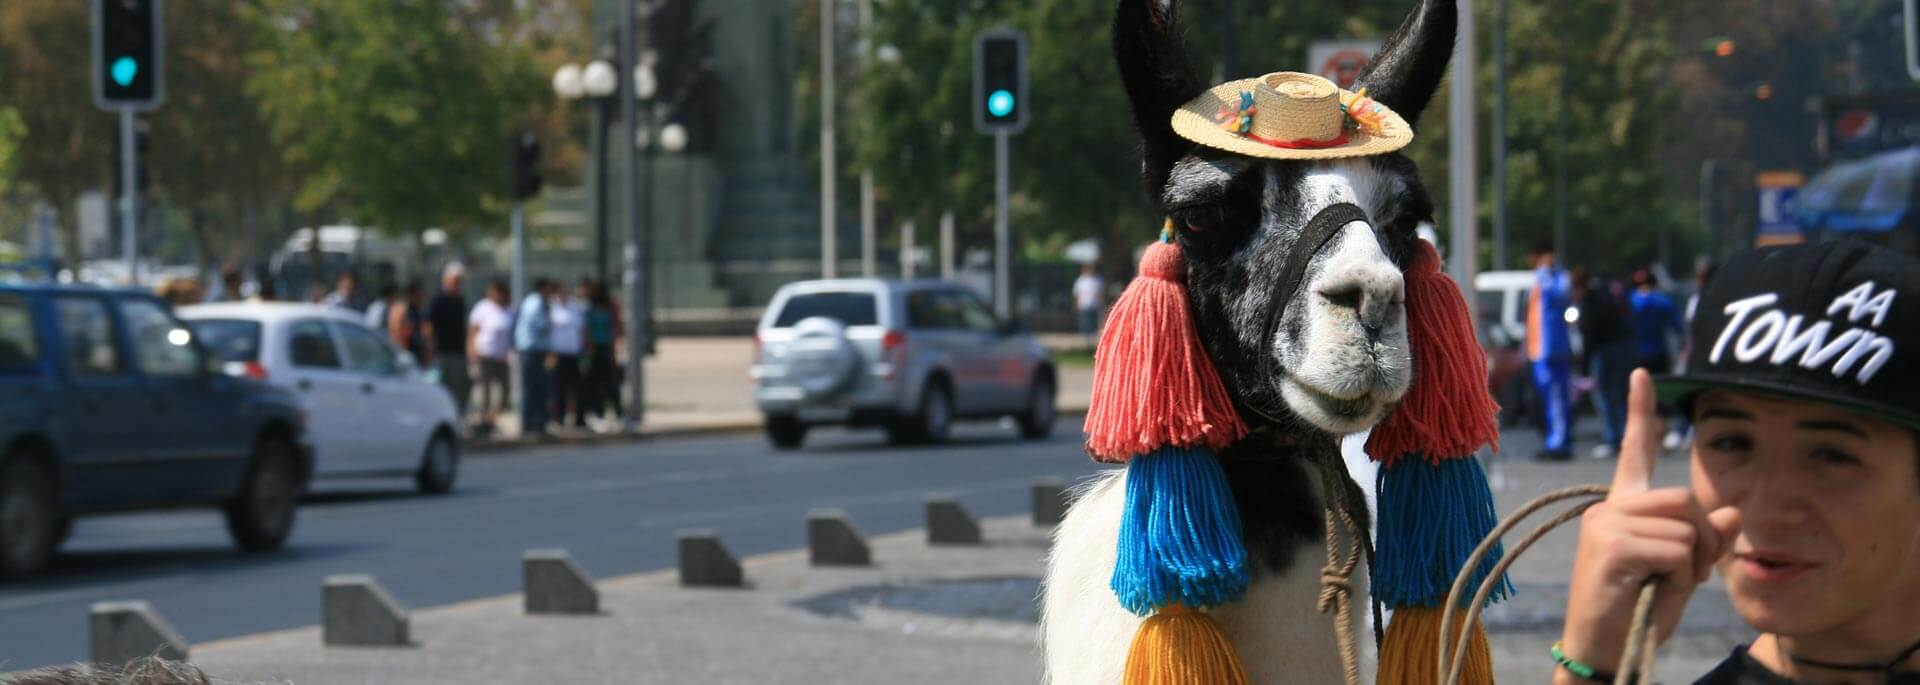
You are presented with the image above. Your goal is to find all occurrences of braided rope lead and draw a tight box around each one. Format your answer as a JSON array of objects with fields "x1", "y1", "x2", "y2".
[
  {"x1": 1436, "y1": 484, "x2": 1667, "y2": 685},
  {"x1": 1312, "y1": 444, "x2": 1365, "y2": 685}
]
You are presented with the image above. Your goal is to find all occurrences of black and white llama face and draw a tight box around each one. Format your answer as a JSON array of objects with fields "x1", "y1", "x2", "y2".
[{"x1": 1115, "y1": 0, "x2": 1455, "y2": 435}]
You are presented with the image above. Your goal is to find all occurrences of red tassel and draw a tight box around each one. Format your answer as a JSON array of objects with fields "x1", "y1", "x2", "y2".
[
  {"x1": 1365, "y1": 241, "x2": 1501, "y2": 467},
  {"x1": 1084, "y1": 239, "x2": 1248, "y2": 463}
]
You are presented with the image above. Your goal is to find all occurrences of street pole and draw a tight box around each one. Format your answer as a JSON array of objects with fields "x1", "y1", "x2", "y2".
[
  {"x1": 1215, "y1": 0, "x2": 1234, "y2": 83},
  {"x1": 900, "y1": 219, "x2": 916, "y2": 278},
  {"x1": 861, "y1": 172, "x2": 876, "y2": 276},
  {"x1": 590, "y1": 97, "x2": 609, "y2": 284},
  {"x1": 1448, "y1": 0, "x2": 1478, "y2": 322},
  {"x1": 621, "y1": 0, "x2": 649, "y2": 428},
  {"x1": 1491, "y1": 0, "x2": 1508, "y2": 271},
  {"x1": 940, "y1": 210, "x2": 955, "y2": 279},
  {"x1": 820, "y1": 0, "x2": 837, "y2": 278},
  {"x1": 119, "y1": 110, "x2": 139, "y2": 285},
  {"x1": 993, "y1": 131, "x2": 1011, "y2": 320},
  {"x1": 1700, "y1": 158, "x2": 1717, "y2": 262},
  {"x1": 1553, "y1": 45, "x2": 1569, "y2": 261},
  {"x1": 510, "y1": 203, "x2": 527, "y2": 305}
]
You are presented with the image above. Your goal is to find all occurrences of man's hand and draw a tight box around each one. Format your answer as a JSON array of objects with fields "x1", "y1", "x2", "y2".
[{"x1": 1554, "y1": 370, "x2": 1741, "y2": 683}]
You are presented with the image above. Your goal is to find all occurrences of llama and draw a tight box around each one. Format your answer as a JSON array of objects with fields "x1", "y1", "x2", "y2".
[{"x1": 1041, "y1": 0, "x2": 1462, "y2": 682}]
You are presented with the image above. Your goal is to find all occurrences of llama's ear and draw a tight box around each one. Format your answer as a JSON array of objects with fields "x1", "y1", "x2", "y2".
[
  {"x1": 1354, "y1": 0, "x2": 1456, "y2": 131},
  {"x1": 1113, "y1": 0, "x2": 1204, "y2": 204}
]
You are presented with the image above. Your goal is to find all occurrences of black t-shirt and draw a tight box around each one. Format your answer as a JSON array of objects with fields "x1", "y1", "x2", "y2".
[
  {"x1": 427, "y1": 292, "x2": 468, "y2": 354},
  {"x1": 1577, "y1": 288, "x2": 1630, "y2": 349},
  {"x1": 1696, "y1": 646, "x2": 1798, "y2": 684}
]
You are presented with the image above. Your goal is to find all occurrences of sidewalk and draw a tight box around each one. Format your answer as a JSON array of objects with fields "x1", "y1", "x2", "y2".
[{"x1": 471, "y1": 337, "x2": 1093, "y2": 450}]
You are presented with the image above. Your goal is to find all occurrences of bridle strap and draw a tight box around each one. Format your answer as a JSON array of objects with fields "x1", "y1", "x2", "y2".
[{"x1": 1245, "y1": 202, "x2": 1370, "y2": 423}]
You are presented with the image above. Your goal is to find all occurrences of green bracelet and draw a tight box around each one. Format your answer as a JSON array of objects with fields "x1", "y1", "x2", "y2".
[{"x1": 1551, "y1": 640, "x2": 1618, "y2": 683}]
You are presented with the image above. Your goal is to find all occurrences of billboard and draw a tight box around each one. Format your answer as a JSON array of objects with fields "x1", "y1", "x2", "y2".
[
  {"x1": 1821, "y1": 90, "x2": 1920, "y2": 160},
  {"x1": 1308, "y1": 41, "x2": 1381, "y2": 90}
]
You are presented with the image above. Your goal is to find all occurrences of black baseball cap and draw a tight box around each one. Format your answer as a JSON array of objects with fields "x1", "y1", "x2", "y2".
[{"x1": 1658, "y1": 240, "x2": 1920, "y2": 432}]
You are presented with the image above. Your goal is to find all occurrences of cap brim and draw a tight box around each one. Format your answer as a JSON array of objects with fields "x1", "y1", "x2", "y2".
[{"x1": 1656, "y1": 373, "x2": 1920, "y2": 433}]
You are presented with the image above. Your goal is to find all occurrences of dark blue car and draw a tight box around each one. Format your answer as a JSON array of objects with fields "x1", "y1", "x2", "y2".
[{"x1": 0, "y1": 285, "x2": 313, "y2": 576}]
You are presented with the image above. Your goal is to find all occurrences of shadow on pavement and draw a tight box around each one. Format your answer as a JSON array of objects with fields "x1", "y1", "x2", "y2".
[{"x1": 4, "y1": 542, "x2": 374, "y2": 590}]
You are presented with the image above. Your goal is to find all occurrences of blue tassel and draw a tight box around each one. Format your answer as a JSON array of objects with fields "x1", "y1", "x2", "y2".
[
  {"x1": 1371, "y1": 455, "x2": 1515, "y2": 608},
  {"x1": 1111, "y1": 446, "x2": 1249, "y2": 615}
]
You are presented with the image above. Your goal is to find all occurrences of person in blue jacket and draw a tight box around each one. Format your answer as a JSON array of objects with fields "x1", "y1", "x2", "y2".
[{"x1": 1527, "y1": 243, "x2": 1576, "y2": 460}]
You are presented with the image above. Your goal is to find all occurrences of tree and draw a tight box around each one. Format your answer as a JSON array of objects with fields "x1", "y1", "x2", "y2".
[
  {"x1": 0, "y1": 1, "x2": 115, "y2": 261},
  {"x1": 243, "y1": 0, "x2": 546, "y2": 236}
]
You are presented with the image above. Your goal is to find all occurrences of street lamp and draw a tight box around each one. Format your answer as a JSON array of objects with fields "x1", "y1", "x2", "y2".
[{"x1": 553, "y1": 58, "x2": 620, "y2": 282}]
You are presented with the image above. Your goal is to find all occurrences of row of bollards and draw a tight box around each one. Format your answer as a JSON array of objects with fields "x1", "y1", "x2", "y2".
[{"x1": 86, "y1": 480, "x2": 1072, "y2": 668}]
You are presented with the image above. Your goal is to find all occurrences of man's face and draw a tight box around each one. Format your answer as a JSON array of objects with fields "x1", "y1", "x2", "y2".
[
  {"x1": 1689, "y1": 391, "x2": 1920, "y2": 636},
  {"x1": 445, "y1": 274, "x2": 463, "y2": 293},
  {"x1": 1531, "y1": 252, "x2": 1555, "y2": 269}
]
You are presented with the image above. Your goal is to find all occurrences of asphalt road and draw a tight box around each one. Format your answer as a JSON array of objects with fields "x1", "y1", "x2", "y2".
[{"x1": 0, "y1": 421, "x2": 1104, "y2": 671}]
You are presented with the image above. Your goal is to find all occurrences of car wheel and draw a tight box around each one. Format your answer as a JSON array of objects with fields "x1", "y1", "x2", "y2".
[
  {"x1": 902, "y1": 378, "x2": 953, "y2": 445},
  {"x1": 415, "y1": 432, "x2": 459, "y2": 495},
  {"x1": 224, "y1": 435, "x2": 301, "y2": 553},
  {"x1": 1016, "y1": 374, "x2": 1057, "y2": 439},
  {"x1": 766, "y1": 415, "x2": 807, "y2": 450},
  {"x1": 0, "y1": 456, "x2": 57, "y2": 578}
]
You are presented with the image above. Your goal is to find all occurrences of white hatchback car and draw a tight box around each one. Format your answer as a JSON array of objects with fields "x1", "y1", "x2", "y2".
[{"x1": 180, "y1": 302, "x2": 462, "y2": 493}]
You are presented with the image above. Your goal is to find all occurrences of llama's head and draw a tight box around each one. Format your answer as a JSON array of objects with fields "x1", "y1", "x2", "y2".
[{"x1": 1114, "y1": 0, "x2": 1454, "y2": 435}]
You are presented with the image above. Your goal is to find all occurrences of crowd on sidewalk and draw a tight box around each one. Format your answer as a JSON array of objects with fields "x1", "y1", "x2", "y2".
[{"x1": 1523, "y1": 242, "x2": 1709, "y2": 461}]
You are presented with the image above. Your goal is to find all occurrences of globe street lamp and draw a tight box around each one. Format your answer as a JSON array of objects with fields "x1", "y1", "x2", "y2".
[{"x1": 553, "y1": 59, "x2": 619, "y2": 282}]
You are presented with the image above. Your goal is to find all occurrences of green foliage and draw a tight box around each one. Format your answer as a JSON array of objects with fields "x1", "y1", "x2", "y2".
[
  {"x1": 243, "y1": 0, "x2": 545, "y2": 234},
  {"x1": 0, "y1": 107, "x2": 25, "y2": 198}
]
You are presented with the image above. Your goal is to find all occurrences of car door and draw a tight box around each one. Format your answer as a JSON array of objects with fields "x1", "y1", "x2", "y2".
[
  {"x1": 115, "y1": 296, "x2": 248, "y2": 496},
  {"x1": 331, "y1": 321, "x2": 416, "y2": 472},
  {"x1": 46, "y1": 294, "x2": 149, "y2": 505},
  {"x1": 281, "y1": 318, "x2": 364, "y2": 476},
  {"x1": 949, "y1": 291, "x2": 1028, "y2": 411}
]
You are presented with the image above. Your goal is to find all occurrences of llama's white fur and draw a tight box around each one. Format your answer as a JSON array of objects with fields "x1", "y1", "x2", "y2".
[{"x1": 1040, "y1": 469, "x2": 1374, "y2": 684}]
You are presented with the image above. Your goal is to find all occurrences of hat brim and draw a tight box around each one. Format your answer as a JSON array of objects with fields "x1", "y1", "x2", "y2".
[
  {"x1": 1171, "y1": 79, "x2": 1414, "y2": 161},
  {"x1": 1655, "y1": 372, "x2": 1920, "y2": 434}
]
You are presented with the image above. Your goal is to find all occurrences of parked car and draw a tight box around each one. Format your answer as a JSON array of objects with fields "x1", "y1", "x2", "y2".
[
  {"x1": 180, "y1": 303, "x2": 461, "y2": 494},
  {"x1": 0, "y1": 285, "x2": 313, "y2": 576},
  {"x1": 752, "y1": 279, "x2": 1056, "y2": 449}
]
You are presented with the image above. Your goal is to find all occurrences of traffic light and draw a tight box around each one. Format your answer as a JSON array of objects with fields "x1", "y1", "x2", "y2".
[
  {"x1": 92, "y1": 0, "x2": 164, "y2": 109},
  {"x1": 974, "y1": 30, "x2": 1029, "y2": 134},
  {"x1": 510, "y1": 132, "x2": 542, "y2": 201}
]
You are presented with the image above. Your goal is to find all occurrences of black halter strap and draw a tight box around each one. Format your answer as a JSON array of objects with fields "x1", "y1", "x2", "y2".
[
  {"x1": 1244, "y1": 202, "x2": 1370, "y2": 424},
  {"x1": 1789, "y1": 636, "x2": 1920, "y2": 680}
]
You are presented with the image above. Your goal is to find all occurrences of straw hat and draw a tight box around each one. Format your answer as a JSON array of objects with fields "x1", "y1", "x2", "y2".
[{"x1": 1171, "y1": 71, "x2": 1413, "y2": 160}]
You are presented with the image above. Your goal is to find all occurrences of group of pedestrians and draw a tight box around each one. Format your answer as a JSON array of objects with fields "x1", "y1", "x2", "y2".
[
  {"x1": 1525, "y1": 243, "x2": 1703, "y2": 460},
  {"x1": 507, "y1": 277, "x2": 628, "y2": 439}
]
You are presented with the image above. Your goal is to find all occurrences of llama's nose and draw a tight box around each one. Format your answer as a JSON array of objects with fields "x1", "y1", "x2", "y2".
[{"x1": 1317, "y1": 262, "x2": 1404, "y2": 340}]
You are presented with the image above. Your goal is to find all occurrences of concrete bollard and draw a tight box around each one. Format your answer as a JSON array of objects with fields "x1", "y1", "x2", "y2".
[
  {"x1": 926, "y1": 495, "x2": 982, "y2": 545},
  {"x1": 677, "y1": 529, "x2": 743, "y2": 587},
  {"x1": 89, "y1": 601, "x2": 188, "y2": 667},
  {"x1": 1031, "y1": 479, "x2": 1068, "y2": 527},
  {"x1": 807, "y1": 509, "x2": 871, "y2": 566},
  {"x1": 523, "y1": 549, "x2": 600, "y2": 615},
  {"x1": 323, "y1": 575, "x2": 411, "y2": 646}
]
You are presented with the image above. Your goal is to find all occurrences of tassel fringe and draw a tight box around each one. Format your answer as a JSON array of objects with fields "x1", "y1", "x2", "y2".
[
  {"x1": 1122, "y1": 605, "x2": 1251, "y2": 685},
  {"x1": 1084, "y1": 240, "x2": 1248, "y2": 463},
  {"x1": 1376, "y1": 606, "x2": 1493, "y2": 685},
  {"x1": 1366, "y1": 240, "x2": 1501, "y2": 466},
  {"x1": 1112, "y1": 447, "x2": 1249, "y2": 615},
  {"x1": 1372, "y1": 456, "x2": 1513, "y2": 608}
]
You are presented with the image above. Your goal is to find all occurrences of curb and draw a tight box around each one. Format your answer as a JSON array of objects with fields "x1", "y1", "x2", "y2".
[{"x1": 464, "y1": 408, "x2": 1090, "y2": 457}]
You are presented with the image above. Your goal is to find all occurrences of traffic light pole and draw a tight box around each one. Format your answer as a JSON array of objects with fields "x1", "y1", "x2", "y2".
[
  {"x1": 993, "y1": 131, "x2": 1011, "y2": 321},
  {"x1": 118, "y1": 109, "x2": 140, "y2": 286},
  {"x1": 510, "y1": 202, "x2": 526, "y2": 307},
  {"x1": 621, "y1": 0, "x2": 649, "y2": 429}
]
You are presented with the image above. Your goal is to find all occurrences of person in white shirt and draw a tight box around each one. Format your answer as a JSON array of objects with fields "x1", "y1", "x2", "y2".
[
  {"x1": 548, "y1": 286, "x2": 588, "y2": 430},
  {"x1": 1072, "y1": 263, "x2": 1105, "y2": 343},
  {"x1": 467, "y1": 280, "x2": 514, "y2": 434}
]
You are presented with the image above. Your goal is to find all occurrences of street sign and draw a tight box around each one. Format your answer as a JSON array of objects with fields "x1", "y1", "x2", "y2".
[
  {"x1": 1308, "y1": 40, "x2": 1381, "y2": 90},
  {"x1": 1756, "y1": 171, "x2": 1806, "y2": 247},
  {"x1": 973, "y1": 29, "x2": 1029, "y2": 134},
  {"x1": 91, "y1": 0, "x2": 165, "y2": 111}
]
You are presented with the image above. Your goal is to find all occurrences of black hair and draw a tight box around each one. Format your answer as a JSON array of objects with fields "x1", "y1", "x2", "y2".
[{"x1": 1529, "y1": 241, "x2": 1555, "y2": 257}]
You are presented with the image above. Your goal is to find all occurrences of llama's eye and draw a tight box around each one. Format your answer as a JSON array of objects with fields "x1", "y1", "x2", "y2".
[{"x1": 1171, "y1": 205, "x2": 1223, "y2": 233}]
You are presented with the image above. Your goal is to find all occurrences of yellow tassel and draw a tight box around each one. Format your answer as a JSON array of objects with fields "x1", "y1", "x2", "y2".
[
  {"x1": 1376, "y1": 606, "x2": 1493, "y2": 685},
  {"x1": 1122, "y1": 605, "x2": 1250, "y2": 685}
]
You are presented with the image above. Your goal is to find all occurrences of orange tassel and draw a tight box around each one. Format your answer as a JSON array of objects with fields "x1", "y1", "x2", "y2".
[
  {"x1": 1122, "y1": 605, "x2": 1251, "y2": 685},
  {"x1": 1084, "y1": 238, "x2": 1248, "y2": 463},
  {"x1": 1376, "y1": 606, "x2": 1493, "y2": 685},
  {"x1": 1366, "y1": 240, "x2": 1501, "y2": 466}
]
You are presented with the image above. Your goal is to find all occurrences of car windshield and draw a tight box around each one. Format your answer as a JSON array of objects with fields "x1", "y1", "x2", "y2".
[
  {"x1": 773, "y1": 291, "x2": 877, "y2": 327},
  {"x1": 189, "y1": 319, "x2": 262, "y2": 362}
]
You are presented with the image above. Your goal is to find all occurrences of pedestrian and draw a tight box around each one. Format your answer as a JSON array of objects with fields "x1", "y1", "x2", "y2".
[
  {"x1": 364, "y1": 284, "x2": 397, "y2": 332},
  {"x1": 204, "y1": 266, "x2": 245, "y2": 303},
  {"x1": 425, "y1": 263, "x2": 471, "y2": 422},
  {"x1": 468, "y1": 279, "x2": 514, "y2": 436},
  {"x1": 513, "y1": 278, "x2": 555, "y2": 438},
  {"x1": 549, "y1": 279, "x2": 587, "y2": 430},
  {"x1": 582, "y1": 279, "x2": 625, "y2": 430},
  {"x1": 1552, "y1": 240, "x2": 1920, "y2": 684},
  {"x1": 1573, "y1": 268, "x2": 1632, "y2": 459},
  {"x1": 1073, "y1": 262, "x2": 1105, "y2": 344},
  {"x1": 1526, "y1": 242, "x2": 1576, "y2": 461},
  {"x1": 321, "y1": 272, "x2": 358, "y2": 311},
  {"x1": 387, "y1": 281, "x2": 428, "y2": 363},
  {"x1": 1667, "y1": 261, "x2": 1721, "y2": 451},
  {"x1": 1628, "y1": 268, "x2": 1684, "y2": 374}
]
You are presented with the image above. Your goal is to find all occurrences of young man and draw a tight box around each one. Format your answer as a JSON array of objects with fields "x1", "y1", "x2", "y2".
[
  {"x1": 1574, "y1": 268, "x2": 1633, "y2": 459},
  {"x1": 1556, "y1": 241, "x2": 1920, "y2": 684},
  {"x1": 513, "y1": 279, "x2": 555, "y2": 438},
  {"x1": 425, "y1": 263, "x2": 471, "y2": 421},
  {"x1": 1527, "y1": 243, "x2": 1576, "y2": 460},
  {"x1": 467, "y1": 279, "x2": 514, "y2": 435},
  {"x1": 1073, "y1": 263, "x2": 1105, "y2": 343}
]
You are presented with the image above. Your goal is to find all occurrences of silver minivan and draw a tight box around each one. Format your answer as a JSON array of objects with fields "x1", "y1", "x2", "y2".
[{"x1": 751, "y1": 279, "x2": 1056, "y2": 449}]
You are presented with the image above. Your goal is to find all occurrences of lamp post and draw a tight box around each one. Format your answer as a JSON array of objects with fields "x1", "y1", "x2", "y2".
[{"x1": 553, "y1": 58, "x2": 620, "y2": 284}]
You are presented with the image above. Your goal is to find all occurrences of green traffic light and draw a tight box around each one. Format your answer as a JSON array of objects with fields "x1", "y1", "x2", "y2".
[
  {"x1": 111, "y1": 56, "x2": 139, "y2": 87},
  {"x1": 988, "y1": 90, "x2": 1015, "y2": 117}
]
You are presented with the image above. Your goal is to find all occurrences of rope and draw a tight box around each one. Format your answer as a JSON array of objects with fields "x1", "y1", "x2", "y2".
[
  {"x1": 1308, "y1": 439, "x2": 1365, "y2": 685},
  {"x1": 1436, "y1": 483, "x2": 1666, "y2": 685}
]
